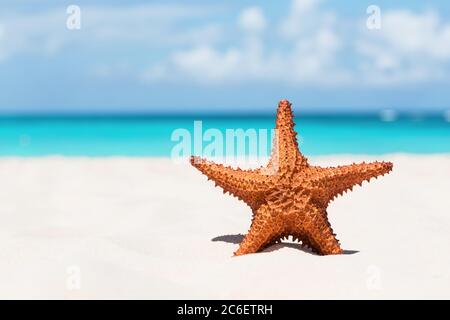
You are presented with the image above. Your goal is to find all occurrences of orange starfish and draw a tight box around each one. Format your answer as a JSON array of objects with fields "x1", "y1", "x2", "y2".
[{"x1": 191, "y1": 100, "x2": 393, "y2": 256}]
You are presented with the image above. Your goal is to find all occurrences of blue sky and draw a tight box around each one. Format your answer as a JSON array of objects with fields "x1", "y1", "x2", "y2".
[{"x1": 1, "y1": 0, "x2": 450, "y2": 114}]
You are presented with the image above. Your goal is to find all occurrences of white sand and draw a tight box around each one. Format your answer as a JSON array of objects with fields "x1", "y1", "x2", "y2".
[{"x1": 0, "y1": 155, "x2": 449, "y2": 299}]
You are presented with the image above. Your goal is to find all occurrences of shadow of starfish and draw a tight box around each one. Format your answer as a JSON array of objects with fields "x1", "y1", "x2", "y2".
[
  {"x1": 212, "y1": 234, "x2": 359, "y2": 255},
  {"x1": 212, "y1": 234, "x2": 244, "y2": 244},
  {"x1": 263, "y1": 242, "x2": 316, "y2": 254}
]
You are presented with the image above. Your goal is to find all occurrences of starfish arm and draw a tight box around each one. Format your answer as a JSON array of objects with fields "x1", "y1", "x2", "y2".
[
  {"x1": 268, "y1": 100, "x2": 308, "y2": 173},
  {"x1": 234, "y1": 204, "x2": 283, "y2": 256},
  {"x1": 315, "y1": 161, "x2": 393, "y2": 201},
  {"x1": 190, "y1": 156, "x2": 273, "y2": 206},
  {"x1": 291, "y1": 205, "x2": 342, "y2": 255}
]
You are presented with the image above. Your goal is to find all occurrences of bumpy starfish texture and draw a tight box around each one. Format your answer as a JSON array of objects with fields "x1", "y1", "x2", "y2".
[{"x1": 191, "y1": 100, "x2": 393, "y2": 256}]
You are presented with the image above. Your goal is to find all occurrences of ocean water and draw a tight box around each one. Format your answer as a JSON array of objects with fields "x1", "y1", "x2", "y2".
[{"x1": 0, "y1": 115, "x2": 449, "y2": 156}]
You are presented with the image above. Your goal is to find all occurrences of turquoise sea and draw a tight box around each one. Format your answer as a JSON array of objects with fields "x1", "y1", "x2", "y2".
[{"x1": 1, "y1": 115, "x2": 450, "y2": 156}]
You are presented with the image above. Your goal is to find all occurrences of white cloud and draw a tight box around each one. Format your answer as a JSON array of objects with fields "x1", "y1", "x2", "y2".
[
  {"x1": 357, "y1": 9, "x2": 450, "y2": 85},
  {"x1": 279, "y1": 0, "x2": 322, "y2": 39},
  {"x1": 144, "y1": 1, "x2": 346, "y2": 85},
  {"x1": 0, "y1": 9, "x2": 66, "y2": 60},
  {"x1": 0, "y1": 4, "x2": 221, "y2": 61},
  {"x1": 172, "y1": 46, "x2": 241, "y2": 82},
  {"x1": 238, "y1": 7, "x2": 266, "y2": 33},
  {"x1": 3, "y1": 1, "x2": 450, "y2": 88},
  {"x1": 382, "y1": 11, "x2": 450, "y2": 59},
  {"x1": 84, "y1": 4, "x2": 222, "y2": 46}
]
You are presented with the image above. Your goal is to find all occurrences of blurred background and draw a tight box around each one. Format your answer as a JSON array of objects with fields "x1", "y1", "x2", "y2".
[{"x1": 1, "y1": 0, "x2": 450, "y2": 156}]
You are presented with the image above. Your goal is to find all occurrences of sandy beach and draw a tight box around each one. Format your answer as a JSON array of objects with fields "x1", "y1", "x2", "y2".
[{"x1": 0, "y1": 154, "x2": 449, "y2": 299}]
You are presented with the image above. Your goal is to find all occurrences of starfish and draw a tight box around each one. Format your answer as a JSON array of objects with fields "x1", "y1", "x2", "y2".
[{"x1": 191, "y1": 100, "x2": 393, "y2": 256}]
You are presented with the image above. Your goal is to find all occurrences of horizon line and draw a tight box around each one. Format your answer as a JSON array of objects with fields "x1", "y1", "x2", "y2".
[{"x1": 1, "y1": 108, "x2": 450, "y2": 118}]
